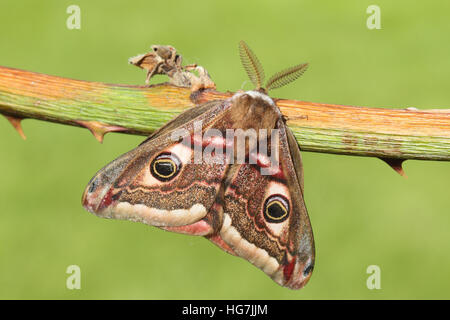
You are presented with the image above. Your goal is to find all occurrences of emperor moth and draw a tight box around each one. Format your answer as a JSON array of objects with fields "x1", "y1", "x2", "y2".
[{"x1": 82, "y1": 41, "x2": 314, "y2": 289}]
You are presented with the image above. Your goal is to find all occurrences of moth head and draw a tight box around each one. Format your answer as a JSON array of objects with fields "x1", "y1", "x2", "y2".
[
  {"x1": 151, "y1": 45, "x2": 176, "y2": 60},
  {"x1": 238, "y1": 40, "x2": 309, "y2": 94}
]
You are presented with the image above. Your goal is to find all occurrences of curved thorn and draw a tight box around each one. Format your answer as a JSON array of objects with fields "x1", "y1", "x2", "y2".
[
  {"x1": 380, "y1": 158, "x2": 407, "y2": 177},
  {"x1": 4, "y1": 115, "x2": 26, "y2": 140},
  {"x1": 75, "y1": 120, "x2": 127, "y2": 143}
]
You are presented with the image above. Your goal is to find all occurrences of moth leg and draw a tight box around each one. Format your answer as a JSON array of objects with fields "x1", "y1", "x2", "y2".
[
  {"x1": 174, "y1": 54, "x2": 184, "y2": 68},
  {"x1": 145, "y1": 61, "x2": 164, "y2": 85},
  {"x1": 187, "y1": 66, "x2": 216, "y2": 92},
  {"x1": 183, "y1": 64, "x2": 198, "y2": 71}
]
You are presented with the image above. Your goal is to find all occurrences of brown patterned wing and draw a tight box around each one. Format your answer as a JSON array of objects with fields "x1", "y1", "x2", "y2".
[
  {"x1": 82, "y1": 99, "x2": 232, "y2": 235},
  {"x1": 216, "y1": 119, "x2": 315, "y2": 289}
]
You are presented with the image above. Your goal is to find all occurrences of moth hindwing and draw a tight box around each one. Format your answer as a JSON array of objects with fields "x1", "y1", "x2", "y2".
[{"x1": 83, "y1": 42, "x2": 314, "y2": 289}]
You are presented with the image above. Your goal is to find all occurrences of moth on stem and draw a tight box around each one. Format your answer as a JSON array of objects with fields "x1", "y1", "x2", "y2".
[{"x1": 83, "y1": 40, "x2": 316, "y2": 290}]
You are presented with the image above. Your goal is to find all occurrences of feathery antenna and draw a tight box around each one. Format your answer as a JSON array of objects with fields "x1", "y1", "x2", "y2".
[
  {"x1": 239, "y1": 40, "x2": 265, "y2": 90},
  {"x1": 238, "y1": 41, "x2": 309, "y2": 92},
  {"x1": 265, "y1": 63, "x2": 309, "y2": 91}
]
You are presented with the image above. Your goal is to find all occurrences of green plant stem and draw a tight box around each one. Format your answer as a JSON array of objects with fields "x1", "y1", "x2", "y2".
[{"x1": 0, "y1": 66, "x2": 449, "y2": 161}]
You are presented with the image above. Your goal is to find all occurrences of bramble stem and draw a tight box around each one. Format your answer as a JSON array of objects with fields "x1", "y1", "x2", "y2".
[{"x1": 0, "y1": 66, "x2": 449, "y2": 161}]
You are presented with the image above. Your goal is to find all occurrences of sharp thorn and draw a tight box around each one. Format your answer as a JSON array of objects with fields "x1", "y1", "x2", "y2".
[
  {"x1": 380, "y1": 158, "x2": 407, "y2": 177},
  {"x1": 4, "y1": 115, "x2": 26, "y2": 140},
  {"x1": 75, "y1": 120, "x2": 127, "y2": 143}
]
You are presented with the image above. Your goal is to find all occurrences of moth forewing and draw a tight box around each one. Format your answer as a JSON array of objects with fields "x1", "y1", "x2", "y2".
[
  {"x1": 285, "y1": 125, "x2": 305, "y2": 194},
  {"x1": 82, "y1": 99, "x2": 230, "y2": 229},
  {"x1": 276, "y1": 120, "x2": 314, "y2": 288}
]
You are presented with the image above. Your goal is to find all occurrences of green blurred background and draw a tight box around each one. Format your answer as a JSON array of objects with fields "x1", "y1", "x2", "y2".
[{"x1": 0, "y1": 0, "x2": 449, "y2": 299}]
